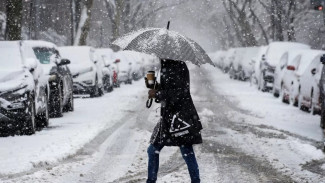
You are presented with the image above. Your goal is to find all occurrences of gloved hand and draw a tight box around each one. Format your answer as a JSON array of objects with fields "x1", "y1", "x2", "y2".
[{"x1": 148, "y1": 89, "x2": 157, "y2": 98}]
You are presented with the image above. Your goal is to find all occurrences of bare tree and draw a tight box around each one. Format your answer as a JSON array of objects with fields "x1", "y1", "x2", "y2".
[
  {"x1": 72, "y1": 0, "x2": 95, "y2": 45},
  {"x1": 5, "y1": 0, "x2": 23, "y2": 40},
  {"x1": 104, "y1": 0, "x2": 187, "y2": 41},
  {"x1": 222, "y1": 0, "x2": 258, "y2": 47}
]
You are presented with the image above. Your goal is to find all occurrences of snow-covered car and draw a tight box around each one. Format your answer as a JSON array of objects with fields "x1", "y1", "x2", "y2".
[
  {"x1": 113, "y1": 51, "x2": 133, "y2": 84},
  {"x1": 210, "y1": 50, "x2": 227, "y2": 69},
  {"x1": 95, "y1": 48, "x2": 115, "y2": 92},
  {"x1": 24, "y1": 41, "x2": 74, "y2": 117},
  {"x1": 229, "y1": 48, "x2": 246, "y2": 80},
  {"x1": 223, "y1": 48, "x2": 236, "y2": 73},
  {"x1": 318, "y1": 55, "x2": 325, "y2": 129},
  {"x1": 273, "y1": 48, "x2": 310, "y2": 98},
  {"x1": 251, "y1": 46, "x2": 267, "y2": 86},
  {"x1": 236, "y1": 47, "x2": 260, "y2": 81},
  {"x1": 282, "y1": 50, "x2": 316, "y2": 106},
  {"x1": 258, "y1": 42, "x2": 310, "y2": 92},
  {"x1": 298, "y1": 50, "x2": 325, "y2": 114},
  {"x1": 58, "y1": 46, "x2": 103, "y2": 97},
  {"x1": 95, "y1": 52, "x2": 113, "y2": 92},
  {"x1": 0, "y1": 41, "x2": 49, "y2": 135}
]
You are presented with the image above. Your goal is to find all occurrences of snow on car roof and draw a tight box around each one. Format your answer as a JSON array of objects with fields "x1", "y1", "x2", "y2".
[
  {"x1": 22, "y1": 40, "x2": 57, "y2": 49},
  {"x1": 58, "y1": 46, "x2": 95, "y2": 64},
  {"x1": 265, "y1": 42, "x2": 310, "y2": 67}
]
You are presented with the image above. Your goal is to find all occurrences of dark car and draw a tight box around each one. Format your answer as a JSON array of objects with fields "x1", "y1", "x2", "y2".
[
  {"x1": 24, "y1": 41, "x2": 74, "y2": 118},
  {"x1": 319, "y1": 55, "x2": 325, "y2": 129},
  {"x1": 0, "y1": 41, "x2": 49, "y2": 135}
]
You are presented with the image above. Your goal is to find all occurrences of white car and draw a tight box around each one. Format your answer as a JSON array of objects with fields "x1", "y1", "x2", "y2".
[
  {"x1": 298, "y1": 50, "x2": 325, "y2": 114},
  {"x1": 282, "y1": 50, "x2": 318, "y2": 106},
  {"x1": 251, "y1": 46, "x2": 267, "y2": 86},
  {"x1": 59, "y1": 46, "x2": 103, "y2": 97},
  {"x1": 0, "y1": 41, "x2": 49, "y2": 135},
  {"x1": 229, "y1": 48, "x2": 246, "y2": 80},
  {"x1": 236, "y1": 47, "x2": 260, "y2": 81},
  {"x1": 210, "y1": 50, "x2": 227, "y2": 69},
  {"x1": 273, "y1": 48, "x2": 310, "y2": 97},
  {"x1": 113, "y1": 51, "x2": 133, "y2": 84},
  {"x1": 258, "y1": 42, "x2": 310, "y2": 92},
  {"x1": 222, "y1": 48, "x2": 236, "y2": 73}
]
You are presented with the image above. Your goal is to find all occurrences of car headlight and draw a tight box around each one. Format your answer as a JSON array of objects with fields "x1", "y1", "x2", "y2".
[
  {"x1": 0, "y1": 85, "x2": 28, "y2": 109},
  {"x1": 49, "y1": 74, "x2": 57, "y2": 82}
]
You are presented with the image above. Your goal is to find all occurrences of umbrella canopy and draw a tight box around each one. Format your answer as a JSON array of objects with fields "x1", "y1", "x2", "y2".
[{"x1": 112, "y1": 28, "x2": 214, "y2": 66}]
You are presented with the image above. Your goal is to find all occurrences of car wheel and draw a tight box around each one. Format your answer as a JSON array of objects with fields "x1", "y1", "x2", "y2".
[
  {"x1": 298, "y1": 94, "x2": 307, "y2": 111},
  {"x1": 321, "y1": 105, "x2": 325, "y2": 129},
  {"x1": 36, "y1": 94, "x2": 49, "y2": 128},
  {"x1": 90, "y1": 77, "x2": 99, "y2": 98},
  {"x1": 50, "y1": 84, "x2": 63, "y2": 118},
  {"x1": 63, "y1": 93, "x2": 74, "y2": 112},
  {"x1": 273, "y1": 89, "x2": 279, "y2": 98},
  {"x1": 310, "y1": 89, "x2": 316, "y2": 115},
  {"x1": 23, "y1": 94, "x2": 36, "y2": 135}
]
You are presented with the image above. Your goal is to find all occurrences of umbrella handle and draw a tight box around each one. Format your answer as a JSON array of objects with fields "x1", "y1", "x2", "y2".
[{"x1": 146, "y1": 98, "x2": 153, "y2": 108}]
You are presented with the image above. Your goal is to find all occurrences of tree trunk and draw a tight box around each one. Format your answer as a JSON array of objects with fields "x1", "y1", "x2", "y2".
[
  {"x1": 77, "y1": 0, "x2": 94, "y2": 46},
  {"x1": 5, "y1": 0, "x2": 22, "y2": 40}
]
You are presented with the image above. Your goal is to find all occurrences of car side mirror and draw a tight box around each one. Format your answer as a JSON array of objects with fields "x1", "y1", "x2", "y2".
[
  {"x1": 321, "y1": 54, "x2": 325, "y2": 64},
  {"x1": 311, "y1": 68, "x2": 317, "y2": 75},
  {"x1": 58, "y1": 59, "x2": 71, "y2": 66},
  {"x1": 25, "y1": 58, "x2": 37, "y2": 72}
]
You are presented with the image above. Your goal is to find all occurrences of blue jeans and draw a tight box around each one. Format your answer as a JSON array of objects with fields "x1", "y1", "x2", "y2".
[{"x1": 146, "y1": 144, "x2": 200, "y2": 183}]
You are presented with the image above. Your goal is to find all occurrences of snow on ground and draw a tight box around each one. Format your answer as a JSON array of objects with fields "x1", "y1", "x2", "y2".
[
  {"x1": 202, "y1": 65, "x2": 324, "y2": 141},
  {"x1": 0, "y1": 80, "x2": 146, "y2": 176},
  {"x1": 201, "y1": 65, "x2": 325, "y2": 182}
]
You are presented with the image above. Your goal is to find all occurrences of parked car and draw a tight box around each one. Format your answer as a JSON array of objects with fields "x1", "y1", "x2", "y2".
[
  {"x1": 236, "y1": 47, "x2": 260, "y2": 81},
  {"x1": 95, "y1": 52, "x2": 113, "y2": 92},
  {"x1": 273, "y1": 49, "x2": 310, "y2": 98},
  {"x1": 258, "y1": 42, "x2": 310, "y2": 92},
  {"x1": 0, "y1": 41, "x2": 49, "y2": 135},
  {"x1": 318, "y1": 55, "x2": 325, "y2": 128},
  {"x1": 96, "y1": 48, "x2": 115, "y2": 92},
  {"x1": 229, "y1": 48, "x2": 246, "y2": 80},
  {"x1": 299, "y1": 50, "x2": 325, "y2": 114},
  {"x1": 24, "y1": 41, "x2": 74, "y2": 117},
  {"x1": 113, "y1": 51, "x2": 133, "y2": 84},
  {"x1": 223, "y1": 48, "x2": 236, "y2": 73},
  {"x1": 251, "y1": 46, "x2": 267, "y2": 86},
  {"x1": 58, "y1": 46, "x2": 103, "y2": 97},
  {"x1": 210, "y1": 50, "x2": 227, "y2": 69},
  {"x1": 282, "y1": 50, "x2": 316, "y2": 106}
]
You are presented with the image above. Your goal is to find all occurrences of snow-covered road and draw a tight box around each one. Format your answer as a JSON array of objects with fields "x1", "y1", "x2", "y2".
[{"x1": 1, "y1": 65, "x2": 325, "y2": 183}]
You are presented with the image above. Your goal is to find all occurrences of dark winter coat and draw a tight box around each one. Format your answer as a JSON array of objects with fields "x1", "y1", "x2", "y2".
[{"x1": 150, "y1": 59, "x2": 203, "y2": 146}]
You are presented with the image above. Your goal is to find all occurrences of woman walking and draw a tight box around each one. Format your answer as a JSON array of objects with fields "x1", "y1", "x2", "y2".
[{"x1": 146, "y1": 59, "x2": 203, "y2": 183}]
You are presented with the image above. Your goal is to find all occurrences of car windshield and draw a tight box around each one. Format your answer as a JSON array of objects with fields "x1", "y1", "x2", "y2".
[
  {"x1": 0, "y1": 45, "x2": 23, "y2": 70},
  {"x1": 33, "y1": 47, "x2": 58, "y2": 64}
]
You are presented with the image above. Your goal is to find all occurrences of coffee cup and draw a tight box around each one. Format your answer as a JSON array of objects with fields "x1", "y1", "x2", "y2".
[{"x1": 147, "y1": 71, "x2": 155, "y2": 85}]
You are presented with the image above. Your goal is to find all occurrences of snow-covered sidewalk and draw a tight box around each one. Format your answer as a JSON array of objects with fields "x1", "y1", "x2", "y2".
[{"x1": 0, "y1": 81, "x2": 146, "y2": 176}]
